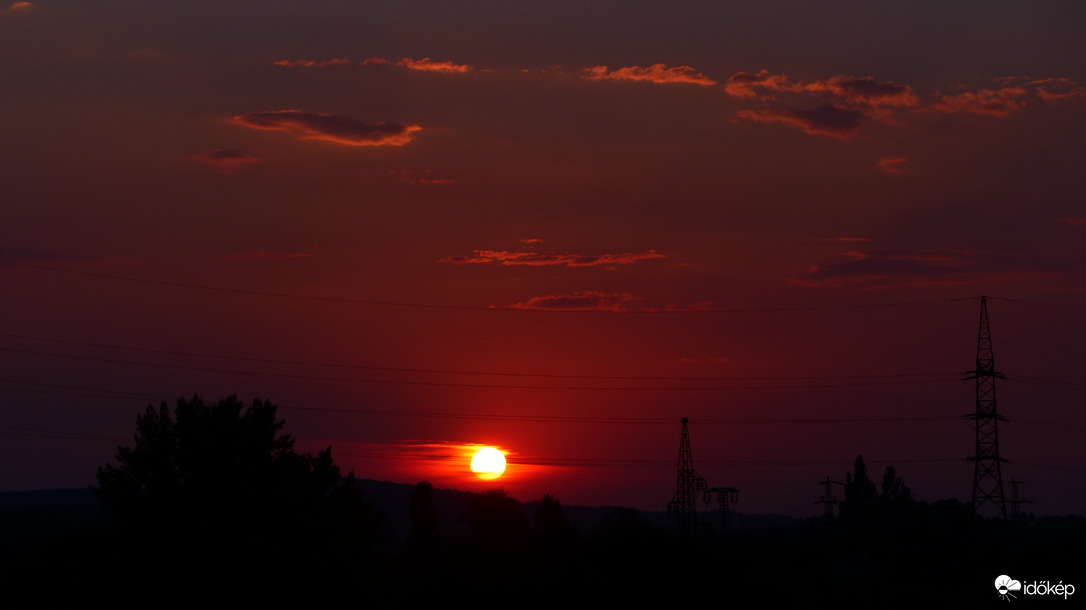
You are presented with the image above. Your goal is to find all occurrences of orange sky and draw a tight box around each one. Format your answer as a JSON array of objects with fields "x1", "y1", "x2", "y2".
[{"x1": 2, "y1": 0, "x2": 1084, "y2": 515}]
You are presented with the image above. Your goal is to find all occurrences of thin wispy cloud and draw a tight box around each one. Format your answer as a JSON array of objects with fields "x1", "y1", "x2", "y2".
[
  {"x1": 934, "y1": 87, "x2": 1028, "y2": 117},
  {"x1": 788, "y1": 247, "x2": 1057, "y2": 287},
  {"x1": 738, "y1": 106, "x2": 865, "y2": 139},
  {"x1": 877, "y1": 155, "x2": 908, "y2": 174},
  {"x1": 272, "y1": 58, "x2": 353, "y2": 68},
  {"x1": 197, "y1": 149, "x2": 260, "y2": 174},
  {"x1": 584, "y1": 64, "x2": 716, "y2": 86},
  {"x1": 727, "y1": 71, "x2": 917, "y2": 138},
  {"x1": 442, "y1": 249, "x2": 666, "y2": 267},
  {"x1": 232, "y1": 110, "x2": 420, "y2": 147},
  {"x1": 510, "y1": 291, "x2": 637, "y2": 312},
  {"x1": 396, "y1": 57, "x2": 471, "y2": 73}
]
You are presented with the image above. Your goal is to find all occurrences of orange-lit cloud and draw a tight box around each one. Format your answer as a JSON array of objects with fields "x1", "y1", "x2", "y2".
[
  {"x1": 584, "y1": 64, "x2": 716, "y2": 86},
  {"x1": 728, "y1": 71, "x2": 916, "y2": 137},
  {"x1": 805, "y1": 75, "x2": 919, "y2": 108},
  {"x1": 934, "y1": 87, "x2": 1029, "y2": 116},
  {"x1": 396, "y1": 57, "x2": 471, "y2": 73},
  {"x1": 442, "y1": 249, "x2": 666, "y2": 267},
  {"x1": 738, "y1": 106, "x2": 865, "y2": 139},
  {"x1": 7, "y1": 2, "x2": 33, "y2": 12},
  {"x1": 232, "y1": 110, "x2": 421, "y2": 146},
  {"x1": 1031, "y1": 78, "x2": 1086, "y2": 101},
  {"x1": 221, "y1": 250, "x2": 313, "y2": 263},
  {"x1": 724, "y1": 70, "x2": 801, "y2": 98},
  {"x1": 877, "y1": 155, "x2": 908, "y2": 173},
  {"x1": 272, "y1": 58, "x2": 353, "y2": 68},
  {"x1": 511, "y1": 291, "x2": 636, "y2": 311},
  {"x1": 197, "y1": 149, "x2": 260, "y2": 174}
]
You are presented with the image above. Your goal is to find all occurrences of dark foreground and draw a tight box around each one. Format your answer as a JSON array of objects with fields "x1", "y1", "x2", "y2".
[{"x1": 1, "y1": 485, "x2": 1082, "y2": 605}]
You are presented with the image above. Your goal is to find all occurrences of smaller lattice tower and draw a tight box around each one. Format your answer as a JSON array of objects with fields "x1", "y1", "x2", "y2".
[
  {"x1": 1008, "y1": 478, "x2": 1032, "y2": 517},
  {"x1": 815, "y1": 476, "x2": 842, "y2": 518},
  {"x1": 964, "y1": 295, "x2": 1008, "y2": 519},
  {"x1": 667, "y1": 417, "x2": 707, "y2": 533},
  {"x1": 707, "y1": 486, "x2": 740, "y2": 534}
]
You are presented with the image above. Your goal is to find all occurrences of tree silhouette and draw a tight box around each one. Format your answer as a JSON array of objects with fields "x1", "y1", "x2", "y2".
[
  {"x1": 841, "y1": 455, "x2": 878, "y2": 524},
  {"x1": 95, "y1": 394, "x2": 376, "y2": 585},
  {"x1": 535, "y1": 492, "x2": 574, "y2": 541},
  {"x1": 463, "y1": 488, "x2": 528, "y2": 554},
  {"x1": 409, "y1": 480, "x2": 440, "y2": 556},
  {"x1": 879, "y1": 465, "x2": 913, "y2": 507}
]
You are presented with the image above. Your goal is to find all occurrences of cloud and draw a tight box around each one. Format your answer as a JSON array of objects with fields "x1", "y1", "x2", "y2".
[
  {"x1": 386, "y1": 169, "x2": 455, "y2": 185},
  {"x1": 584, "y1": 64, "x2": 716, "y2": 86},
  {"x1": 441, "y1": 249, "x2": 666, "y2": 267},
  {"x1": 510, "y1": 291, "x2": 636, "y2": 312},
  {"x1": 805, "y1": 75, "x2": 919, "y2": 109},
  {"x1": 934, "y1": 87, "x2": 1029, "y2": 117},
  {"x1": 221, "y1": 250, "x2": 313, "y2": 263},
  {"x1": 231, "y1": 110, "x2": 421, "y2": 146},
  {"x1": 7, "y1": 2, "x2": 33, "y2": 12},
  {"x1": 836, "y1": 237, "x2": 874, "y2": 242},
  {"x1": 737, "y1": 105, "x2": 865, "y2": 139},
  {"x1": 788, "y1": 247, "x2": 1056, "y2": 287},
  {"x1": 877, "y1": 155, "x2": 908, "y2": 173},
  {"x1": 724, "y1": 70, "x2": 801, "y2": 99},
  {"x1": 728, "y1": 71, "x2": 916, "y2": 137},
  {"x1": 395, "y1": 57, "x2": 471, "y2": 73},
  {"x1": 1030, "y1": 78, "x2": 1086, "y2": 101},
  {"x1": 272, "y1": 58, "x2": 353, "y2": 68},
  {"x1": 197, "y1": 149, "x2": 259, "y2": 173},
  {"x1": 1060, "y1": 217, "x2": 1086, "y2": 225}
]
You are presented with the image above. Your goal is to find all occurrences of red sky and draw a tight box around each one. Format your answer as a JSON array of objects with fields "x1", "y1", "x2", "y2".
[{"x1": 2, "y1": 0, "x2": 1085, "y2": 516}]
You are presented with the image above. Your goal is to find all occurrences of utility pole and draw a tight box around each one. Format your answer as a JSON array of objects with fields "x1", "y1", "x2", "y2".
[
  {"x1": 667, "y1": 417, "x2": 707, "y2": 534},
  {"x1": 964, "y1": 296, "x2": 1008, "y2": 519},
  {"x1": 816, "y1": 475, "x2": 842, "y2": 518}
]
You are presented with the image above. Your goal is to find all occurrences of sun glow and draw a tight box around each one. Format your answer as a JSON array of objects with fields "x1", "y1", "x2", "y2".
[{"x1": 470, "y1": 447, "x2": 507, "y2": 480}]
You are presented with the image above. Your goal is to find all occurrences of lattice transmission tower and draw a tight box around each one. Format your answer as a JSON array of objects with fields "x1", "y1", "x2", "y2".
[
  {"x1": 667, "y1": 417, "x2": 707, "y2": 534},
  {"x1": 707, "y1": 486, "x2": 740, "y2": 534},
  {"x1": 1008, "y1": 478, "x2": 1032, "y2": 517},
  {"x1": 815, "y1": 475, "x2": 842, "y2": 518},
  {"x1": 964, "y1": 295, "x2": 1008, "y2": 519}
]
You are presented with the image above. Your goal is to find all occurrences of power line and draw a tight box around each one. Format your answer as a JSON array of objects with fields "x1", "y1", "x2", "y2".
[
  {"x1": 2, "y1": 259, "x2": 973, "y2": 314},
  {"x1": 0, "y1": 331, "x2": 955, "y2": 383},
  {"x1": 0, "y1": 346, "x2": 959, "y2": 391}
]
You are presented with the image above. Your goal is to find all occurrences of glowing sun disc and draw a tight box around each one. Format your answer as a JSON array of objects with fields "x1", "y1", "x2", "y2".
[{"x1": 470, "y1": 447, "x2": 507, "y2": 480}]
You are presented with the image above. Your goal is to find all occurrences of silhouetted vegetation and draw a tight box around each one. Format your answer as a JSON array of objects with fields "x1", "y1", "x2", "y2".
[
  {"x1": 4, "y1": 421, "x2": 1084, "y2": 604},
  {"x1": 92, "y1": 394, "x2": 379, "y2": 593}
]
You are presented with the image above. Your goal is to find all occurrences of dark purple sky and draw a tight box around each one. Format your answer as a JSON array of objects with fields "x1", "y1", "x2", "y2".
[{"x1": 2, "y1": 0, "x2": 1084, "y2": 516}]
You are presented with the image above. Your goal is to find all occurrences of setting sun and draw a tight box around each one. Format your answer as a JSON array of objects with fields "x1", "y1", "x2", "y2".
[{"x1": 470, "y1": 447, "x2": 507, "y2": 480}]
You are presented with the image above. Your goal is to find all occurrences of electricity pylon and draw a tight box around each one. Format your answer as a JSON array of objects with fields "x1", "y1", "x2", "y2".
[
  {"x1": 816, "y1": 475, "x2": 842, "y2": 518},
  {"x1": 707, "y1": 486, "x2": 740, "y2": 534},
  {"x1": 1008, "y1": 478, "x2": 1031, "y2": 517},
  {"x1": 667, "y1": 417, "x2": 707, "y2": 534},
  {"x1": 964, "y1": 296, "x2": 1008, "y2": 519}
]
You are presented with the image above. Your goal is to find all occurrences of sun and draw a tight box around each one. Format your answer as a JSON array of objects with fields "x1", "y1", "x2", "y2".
[{"x1": 470, "y1": 447, "x2": 507, "y2": 480}]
